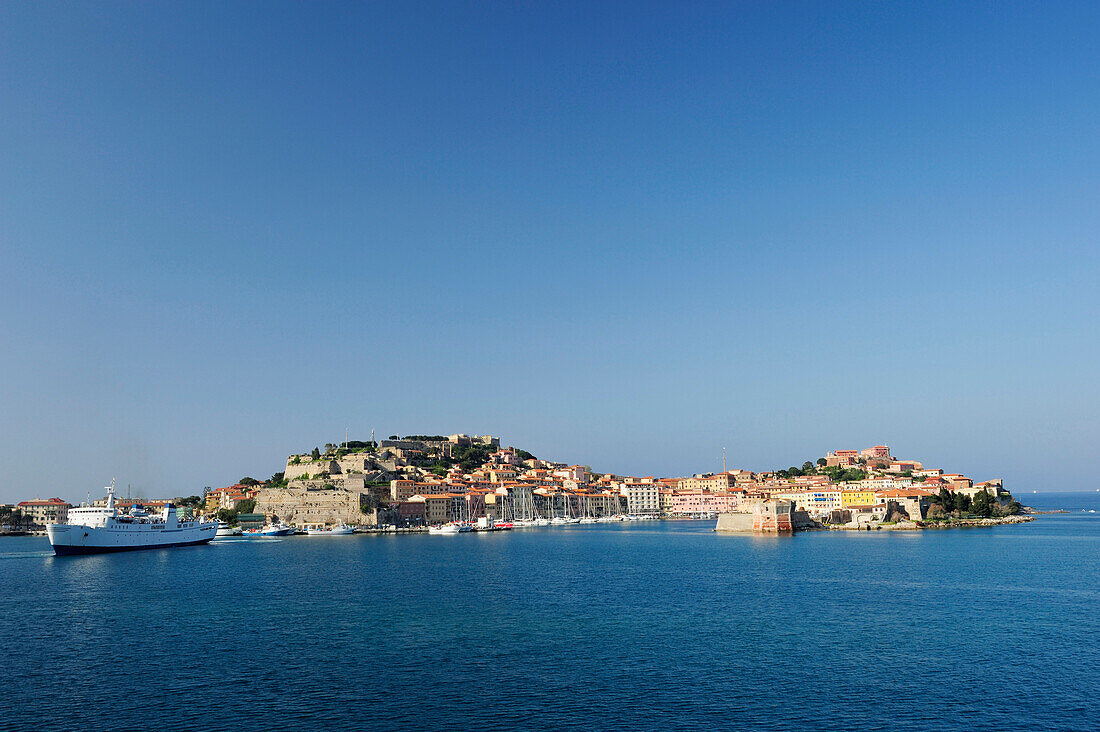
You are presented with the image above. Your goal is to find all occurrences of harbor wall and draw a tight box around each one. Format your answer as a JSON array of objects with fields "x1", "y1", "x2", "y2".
[
  {"x1": 715, "y1": 512, "x2": 755, "y2": 532},
  {"x1": 254, "y1": 487, "x2": 368, "y2": 526}
]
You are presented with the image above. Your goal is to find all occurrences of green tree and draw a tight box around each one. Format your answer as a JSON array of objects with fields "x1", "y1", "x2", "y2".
[
  {"x1": 972, "y1": 490, "x2": 993, "y2": 518},
  {"x1": 954, "y1": 492, "x2": 972, "y2": 513},
  {"x1": 239, "y1": 477, "x2": 260, "y2": 486},
  {"x1": 311, "y1": 447, "x2": 321, "y2": 460},
  {"x1": 937, "y1": 487, "x2": 954, "y2": 509},
  {"x1": 802, "y1": 461, "x2": 814, "y2": 472},
  {"x1": 817, "y1": 458, "x2": 827, "y2": 467},
  {"x1": 236, "y1": 499, "x2": 256, "y2": 514},
  {"x1": 214, "y1": 508, "x2": 239, "y2": 525}
]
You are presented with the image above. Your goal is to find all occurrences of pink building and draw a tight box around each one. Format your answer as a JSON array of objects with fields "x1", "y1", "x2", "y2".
[
  {"x1": 860, "y1": 445, "x2": 891, "y2": 459},
  {"x1": 667, "y1": 491, "x2": 745, "y2": 515}
]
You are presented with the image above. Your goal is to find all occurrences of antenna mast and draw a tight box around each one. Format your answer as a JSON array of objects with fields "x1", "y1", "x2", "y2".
[{"x1": 722, "y1": 447, "x2": 727, "y2": 474}]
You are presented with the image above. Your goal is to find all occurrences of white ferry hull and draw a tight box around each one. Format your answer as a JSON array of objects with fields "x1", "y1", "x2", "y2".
[{"x1": 47, "y1": 522, "x2": 218, "y2": 555}]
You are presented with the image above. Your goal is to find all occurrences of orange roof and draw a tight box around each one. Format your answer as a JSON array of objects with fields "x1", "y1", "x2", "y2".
[{"x1": 17, "y1": 498, "x2": 70, "y2": 506}]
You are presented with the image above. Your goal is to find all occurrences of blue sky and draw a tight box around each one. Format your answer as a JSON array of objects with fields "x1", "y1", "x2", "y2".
[{"x1": 2, "y1": 2, "x2": 1098, "y2": 502}]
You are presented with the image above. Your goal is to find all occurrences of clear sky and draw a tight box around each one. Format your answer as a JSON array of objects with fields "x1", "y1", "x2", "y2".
[{"x1": 2, "y1": 2, "x2": 1098, "y2": 502}]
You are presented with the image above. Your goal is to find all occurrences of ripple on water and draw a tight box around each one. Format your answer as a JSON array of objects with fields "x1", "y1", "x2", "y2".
[{"x1": 0, "y1": 518, "x2": 1097, "y2": 732}]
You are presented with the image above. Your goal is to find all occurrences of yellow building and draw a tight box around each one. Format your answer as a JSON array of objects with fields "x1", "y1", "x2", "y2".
[{"x1": 841, "y1": 489, "x2": 877, "y2": 508}]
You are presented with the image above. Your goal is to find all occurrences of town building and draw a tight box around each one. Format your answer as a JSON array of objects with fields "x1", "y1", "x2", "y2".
[
  {"x1": 677, "y1": 473, "x2": 737, "y2": 492},
  {"x1": 15, "y1": 498, "x2": 70, "y2": 525},
  {"x1": 618, "y1": 477, "x2": 661, "y2": 514}
]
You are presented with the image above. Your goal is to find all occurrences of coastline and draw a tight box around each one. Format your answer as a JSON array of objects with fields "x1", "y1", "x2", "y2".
[{"x1": 817, "y1": 515, "x2": 1035, "y2": 531}]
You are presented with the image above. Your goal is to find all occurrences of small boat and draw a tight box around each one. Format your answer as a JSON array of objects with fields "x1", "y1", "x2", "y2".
[
  {"x1": 307, "y1": 524, "x2": 355, "y2": 535},
  {"x1": 428, "y1": 524, "x2": 460, "y2": 535},
  {"x1": 579, "y1": 517, "x2": 598, "y2": 524},
  {"x1": 246, "y1": 523, "x2": 294, "y2": 537},
  {"x1": 215, "y1": 521, "x2": 242, "y2": 537}
]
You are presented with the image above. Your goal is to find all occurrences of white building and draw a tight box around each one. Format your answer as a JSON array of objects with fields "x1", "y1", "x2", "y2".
[{"x1": 619, "y1": 478, "x2": 661, "y2": 515}]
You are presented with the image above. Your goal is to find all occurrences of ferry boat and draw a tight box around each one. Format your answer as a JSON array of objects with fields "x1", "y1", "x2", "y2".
[{"x1": 47, "y1": 485, "x2": 218, "y2": 555}]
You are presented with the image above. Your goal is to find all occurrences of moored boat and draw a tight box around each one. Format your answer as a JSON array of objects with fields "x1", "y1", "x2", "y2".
[
  {"x1": 242, "y1": 523, "x2": 295, "y2": 537},
  {"x1": 428, "y1": 523, "x2": 462, "y2": 535},
  {"x1": 261, "y1": 523, "x2": 296, "y2": 536},
  {"x1": 215, "y1": 521, "x2": 242, "y2": 537},
  {"x1": 306, "y1": 524, "x2": 354, "y2": 535}
]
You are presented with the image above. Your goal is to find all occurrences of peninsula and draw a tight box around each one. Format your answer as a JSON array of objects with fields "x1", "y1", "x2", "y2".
[
  {"x1": 200, "y1": 438, "x2": 1023, "y2": 533},
  {"x1": 5, "y1": 437, "x2": 1027, "y2": 534}
]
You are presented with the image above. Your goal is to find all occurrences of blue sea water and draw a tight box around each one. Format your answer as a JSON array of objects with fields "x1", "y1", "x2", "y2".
[{"x1": 1, "y1": 493, "x2": 1097, "y2": 732}]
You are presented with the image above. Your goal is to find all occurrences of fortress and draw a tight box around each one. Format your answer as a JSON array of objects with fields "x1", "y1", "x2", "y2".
[{"x1": 253, "y1": 435, "x2": 499, "y2": 527}]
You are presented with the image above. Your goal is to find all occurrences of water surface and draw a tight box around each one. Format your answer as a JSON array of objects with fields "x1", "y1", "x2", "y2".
[{"x1": 2, "y1": 495, "x2": 1097, "y2": 731}]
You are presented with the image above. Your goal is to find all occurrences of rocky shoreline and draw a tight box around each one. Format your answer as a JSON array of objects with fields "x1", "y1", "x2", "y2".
[{"x1": 818, "y1": 515, "x2": 1035, "y2": 531}]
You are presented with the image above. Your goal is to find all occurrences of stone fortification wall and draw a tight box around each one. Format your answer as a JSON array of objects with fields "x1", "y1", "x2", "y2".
[
  {"x1": 791, "y1": 510, "x2": 817, "y2": 529},
  {"x1": 285, "y1": 473, "x2": 368, "y2": 493},
  {"x1": 715, "y1": 512, "x2": 754, "y2": 532},
  {"x1": 284, "y1": 459, "x2": 341, "y2": 481},
  {"x1": 379, "y1": 440, "x2": 426, "y2": 450},
  {"x1": 254, "y1": 486, "x2": 369, "y2": 526},
  {"x1": 337, "y1": 454, "x2": 376, "y2": 474}
]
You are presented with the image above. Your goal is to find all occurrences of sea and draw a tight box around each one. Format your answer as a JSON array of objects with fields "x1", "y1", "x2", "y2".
[{"x1": 1, "y1": 491, "x2": 1097, "y2": 732}]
